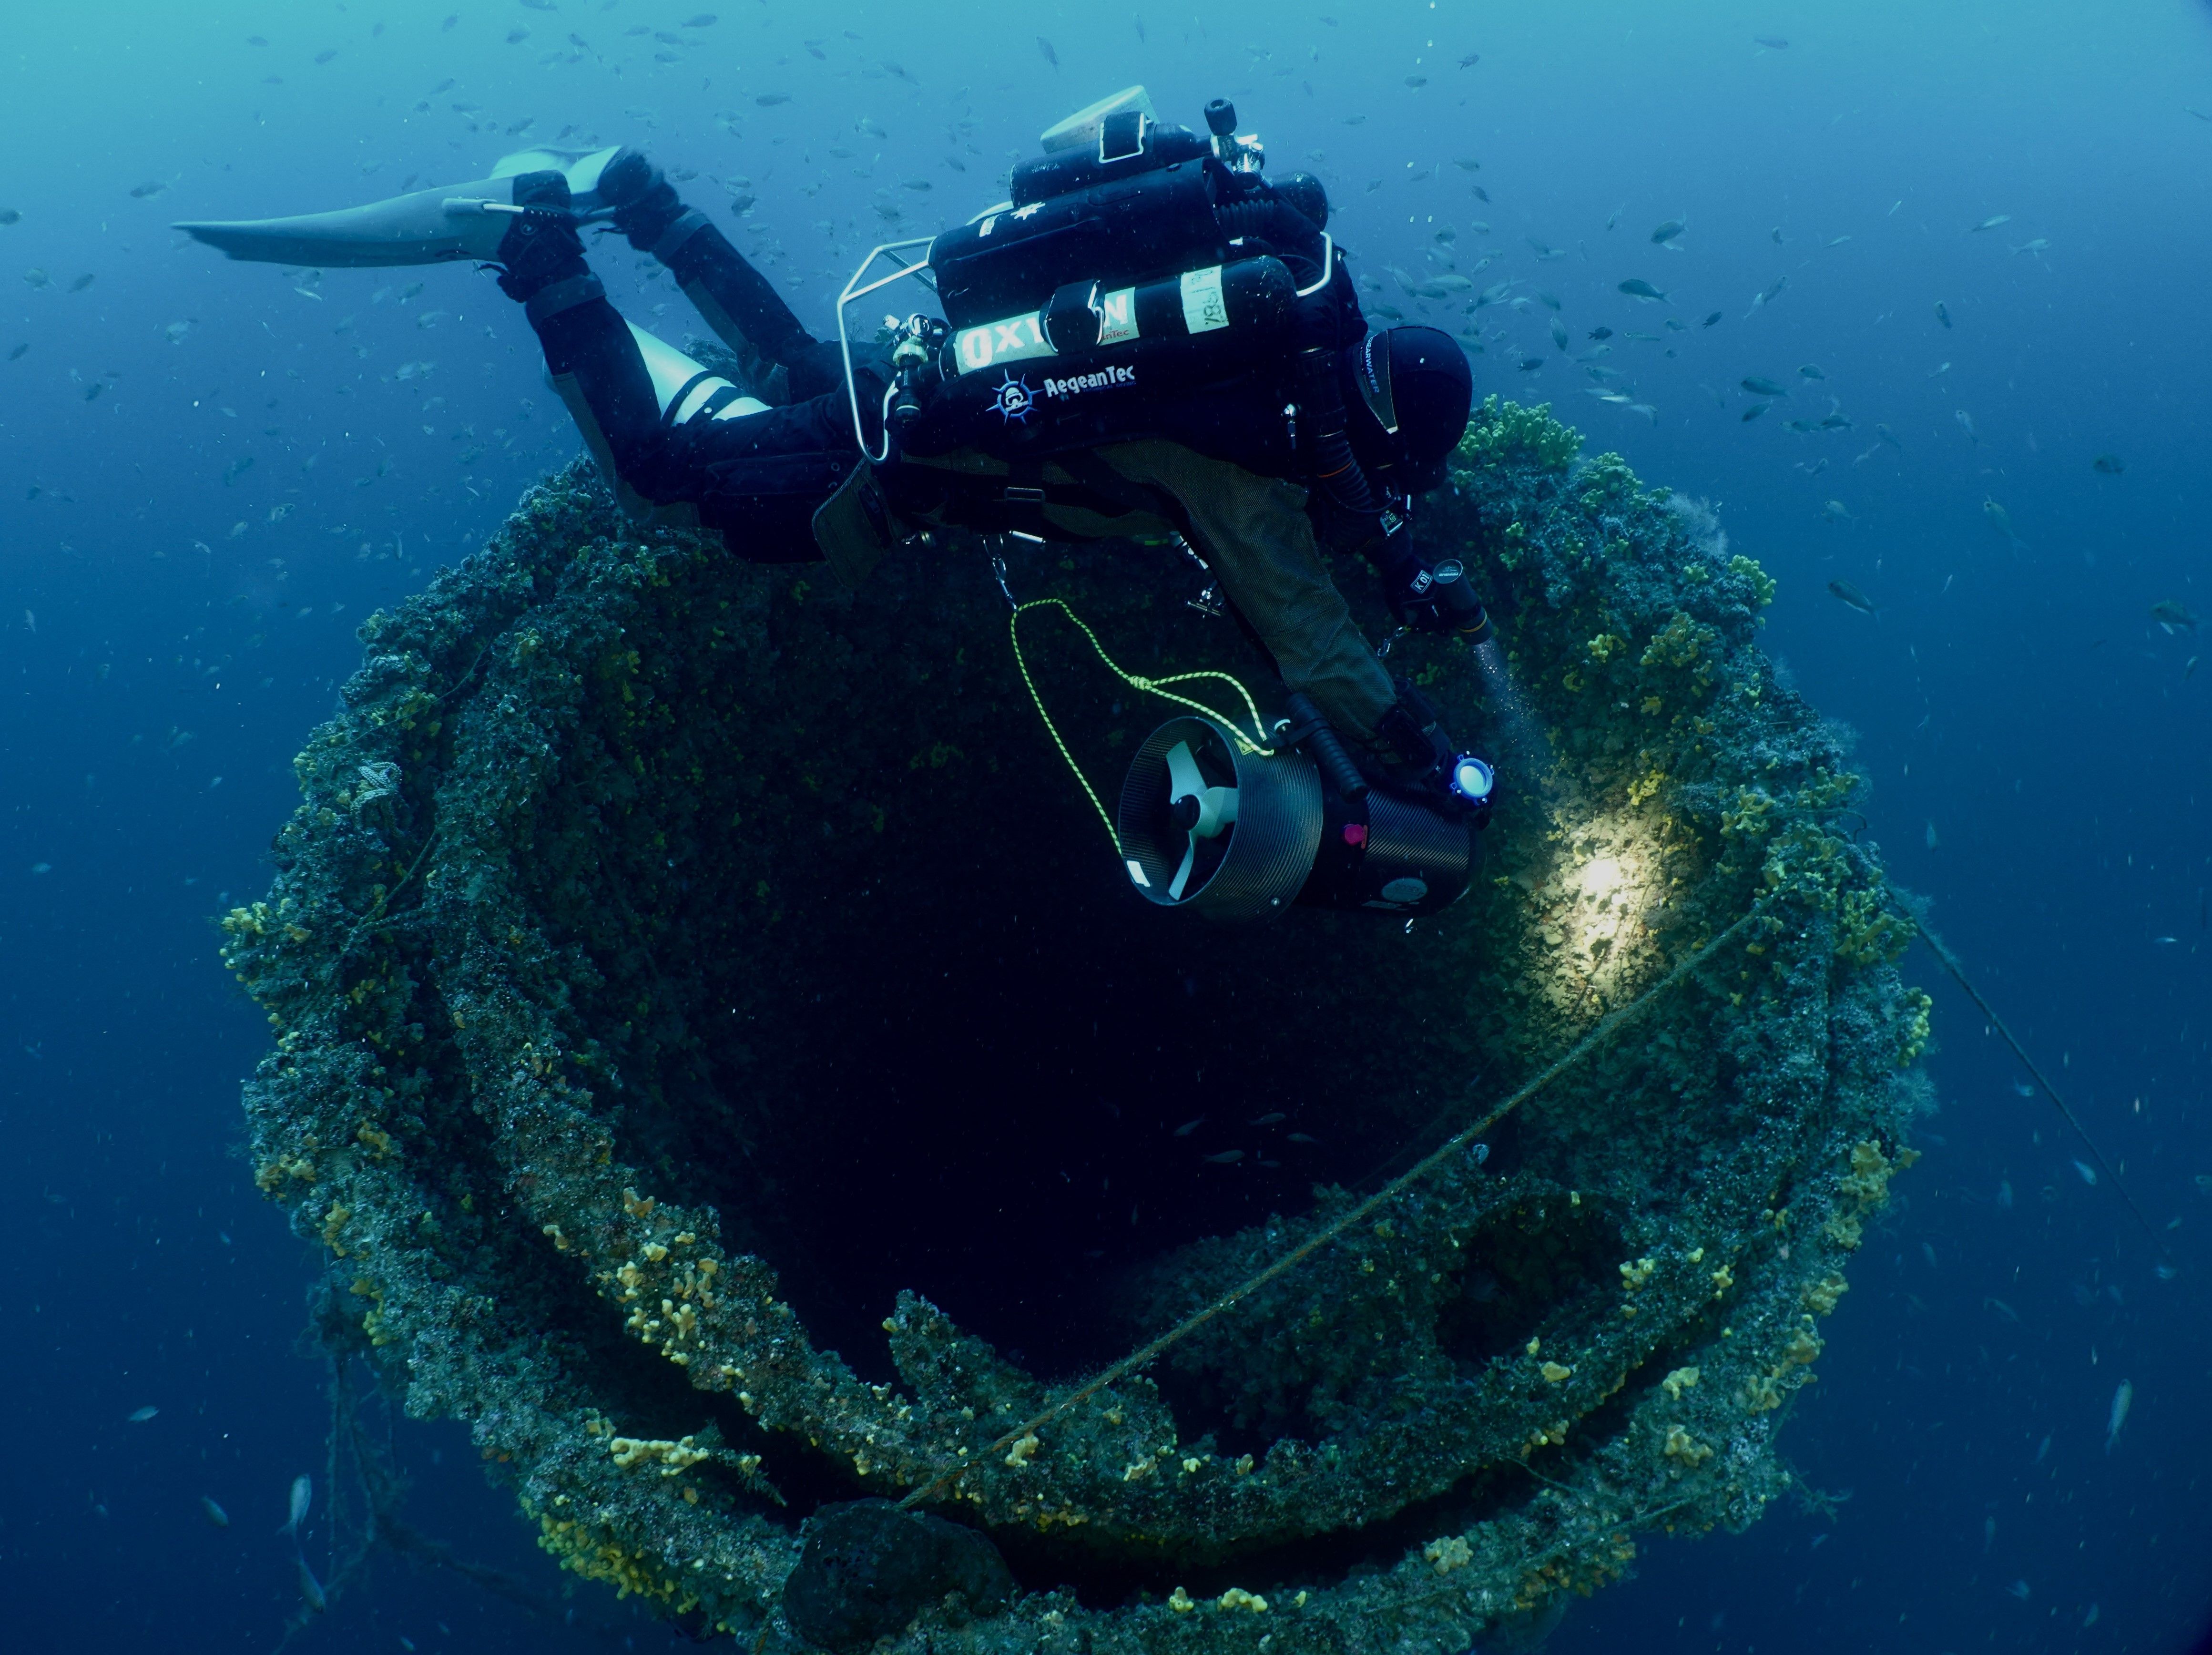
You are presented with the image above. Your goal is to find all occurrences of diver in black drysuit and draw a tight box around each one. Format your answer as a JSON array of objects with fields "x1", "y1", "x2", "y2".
[{"x1": 491, "y1": 150, "x2": 1484, "y2": 792}]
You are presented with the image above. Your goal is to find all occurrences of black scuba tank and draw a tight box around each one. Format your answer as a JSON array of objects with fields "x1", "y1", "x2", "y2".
[
  {"x1": 906, "y1": 256, "x2": 1296, "y2": 457},
  {"x1": 931, "y1": 163, "x2": 1227, "y2": 331}
]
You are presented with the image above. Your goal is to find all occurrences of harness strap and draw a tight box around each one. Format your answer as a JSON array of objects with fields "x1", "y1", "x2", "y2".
[{"x1": 660, "y1": 369, "x2": 723, "y2": 427}]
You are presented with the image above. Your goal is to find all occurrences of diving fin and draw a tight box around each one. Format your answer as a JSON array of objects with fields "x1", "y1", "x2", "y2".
[{"x1": 175, "y1": 146, "x2": 624, "y2": 269}]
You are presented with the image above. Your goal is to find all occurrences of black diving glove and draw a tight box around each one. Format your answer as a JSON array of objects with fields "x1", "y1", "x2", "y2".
[
  {"x1": 1369, "y1": 679, "x2": 1494, "y2": 823},
  {"x1": 1370, "y1": 519, "x2": 1493, "y2": 642}
]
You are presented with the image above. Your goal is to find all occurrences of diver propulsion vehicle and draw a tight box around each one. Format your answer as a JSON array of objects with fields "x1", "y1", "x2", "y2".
[{"x1": 1117, "y1": 696, "x2": 1494, "y2": 921}]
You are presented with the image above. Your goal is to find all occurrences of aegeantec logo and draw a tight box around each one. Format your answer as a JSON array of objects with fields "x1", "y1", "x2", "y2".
[{"x1": 1042, "y1": 365, "x2": 1137, "y2": 399}]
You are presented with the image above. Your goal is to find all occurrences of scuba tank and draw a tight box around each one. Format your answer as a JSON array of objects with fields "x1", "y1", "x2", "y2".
[{"x1": 883, "y1": 92, "x2": 1334, "y2": 461}]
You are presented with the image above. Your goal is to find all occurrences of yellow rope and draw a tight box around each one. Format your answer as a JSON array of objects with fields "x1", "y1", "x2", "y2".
[
  {"x1": 1007, "y1": 598, "x2": 1275, "y2": 854},
  {"x1": 898, "y1": 898, "x2": 1770, "y2": 1511}
]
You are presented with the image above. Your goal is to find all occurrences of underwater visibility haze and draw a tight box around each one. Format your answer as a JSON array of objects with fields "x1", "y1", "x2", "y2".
[{"x1": 1, "y1": 2, "x2": 2209, "y2": 1652}]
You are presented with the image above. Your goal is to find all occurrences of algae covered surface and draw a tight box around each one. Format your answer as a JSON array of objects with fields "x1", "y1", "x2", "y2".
[{"x1": 220, "y1": 400, "x2": 1931, "y2": 1651}]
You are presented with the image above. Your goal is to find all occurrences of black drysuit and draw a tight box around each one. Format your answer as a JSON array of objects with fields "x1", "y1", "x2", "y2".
[{"x1": 521, "y1": 207, "x2": 1402, "y2": 746}]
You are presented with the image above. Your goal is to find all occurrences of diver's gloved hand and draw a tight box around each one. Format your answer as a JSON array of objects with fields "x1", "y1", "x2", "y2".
[
  {"x1": 1371, "y1": 522, "x2": 1493, "y2": 642},
  {"x1": 1366, "y1": 678, "x2": 1489, "y2": 819},
  {"x1": 491, "y1": 172, "x2": 589, "y2": 303},
  {"x1": 598, "y1": 147, "x2": 687, "y2": 251}
]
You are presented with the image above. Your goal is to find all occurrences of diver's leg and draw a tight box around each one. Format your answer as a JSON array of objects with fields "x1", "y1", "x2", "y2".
[
  {"x1": 489, "y1": 174, "x2": 670, "y2": 484},
  {"x1": 492, "y1": 172, "x2": 868, "y2": 560},
  {"x1": 598, "y1": 150, "x2": 847, "y2": 400},
  {"x1": 1096, "y1": 440, "x2": 1399, "y2": 748}
]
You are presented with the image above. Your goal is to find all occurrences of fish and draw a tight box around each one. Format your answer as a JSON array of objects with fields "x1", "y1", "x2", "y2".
[
  {"x1": 1248, "y1": 1113, "x2": 1285, "y2": 1126},
  {"x1": 1650, "y1": 219, "x2": 1686, "y2": 245},
  {"x1": 1404, "y1": 76, "x2": 1428, "y2": 89},
  {"x1": 1517, "y1": 356, "x2": 1544, "y2": 372},
  {"x1": 0, "y1": 209, "x2": 18, "y2": 225},
  {"x1": 1997, "y1": 1180, "x2": 2013, "y2": 1209},
  {"x1": 2006, "y1": 1580, "x2": 2031, "y2": 1602},
  {"x1": 281, "y1": 1474, "x2": 312, "y2": 1538},
  {"x1": 2150, "y1": 599, "x2": 2198, "y2": 632},
  {"x1": 1876, "y1": 423, "x2": 1902, "y2": 450},
  {"x1": 684, "y1": 11, "x2": 719, "y2": 24},
  {"x1": 2092, "y1": 452, "x2": 2124, "y2": 475},
  {"x1": 1983, "y1": 496, "x2": 2023, "y2": 545},
  {"x1": 1287, "y1": 1132, "x2": 1319, "y2": 1144},
  {"x1": 1617, "y1": 278, "x2": 1668, "y2": 302},
  {"x1": 1784, "y1": 418, "x2": 1821, "y2": 432},
  {"x1": 2071, "y1": 1159, "x2": 2097, "y2": 1185},
  {"x1": 201, "y1": 1495, "x2": 230, "y2": 1527},
  {"x1": 127, "y1": 1405, "x2": 159, "y2": 1423},
  {"x1": 1172, "y1": 1116, "x2": 1205, "y2": 1137},
  {"x1": 1741, "y1": 377, "x2": 1789, "y2": 398},
  {"x1": 164, "y1": 321, "x2": 191, "y2": 343},
  {"x1": 1202, "y1": 1149, "x2": 1244, "y2": 1164},
  {"x1": 1453, "y1": 157, "x2": 1481, "y2": 171},
  {"x1": 1819, "y1": 412, "x2": 1853, "y2": 430},
  {"x1": 1933, "y1": 301, "x2": 1953, "y2": 329},
  {"x1": 24, "y1": 267, "x2": 48, "y2": 287},
  {"x1": 1821, "y1": 500, "x2": 1856, "y2": 525},
  {"x1": 1702, "y1": 310, "x2": 1722, "y2": 327},
  {"x1": 1458, "y1": 53, "x2": 1480, "y2": 67},
  {"x1": 316, "y1": 48, "x2": 339, "y2": 64},
  {"x1": 1826, "y1": 579, "x2": 1876, "y2": 614},
  {"x1": 1587, "y1": 326, "x2": 1612, "y2": 340},
  {"x1": 1969, "y1": 214, "x2": 2011, "y2": 233},
  {"x1": 1956, "y1": 408, "x2": 1978, "y2": 442},
  {"x1": 1550, "y1": 318, "x2": 1570, "y2": 350},
  {"x1": 1799, "y1": 364, "x2": 1826, "y2": 380},
  {"x1": 2105, "y1": 1379, "x2": 2132, "y2": 1451},
  {"x1": 1037, "y1": 36, "x2": 1059, "y2": 68},
  {"x1": 1745, "y1": 276, "x2": 1787, "y2": 316},
  {"x1": 2011, "y1": 238, "x2": 2049, "y2": 255},
  {"x1": 129, "y1": 181, "x2": 167, "y2": 200},
  {"x1": 8, "y1": 343, "x2": 25, "y2": 361},
  {"x1": 1741, "y1": 402, "x2": 1768, "y2": 422},
  {"x1": 754, "y1": 93, "x2": 790, "y2": 107},
  {"x1": 296, "y1": 1556, "x2": 327, "y2": 1614},
  {"x1": 1754, "y1": 35, "x2": 1789, "y2": 48}
]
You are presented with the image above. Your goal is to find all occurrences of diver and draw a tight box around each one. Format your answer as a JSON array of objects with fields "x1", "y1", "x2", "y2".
[{"x1": 178, "y1": 94, "x2": 1491, "y2": 803}]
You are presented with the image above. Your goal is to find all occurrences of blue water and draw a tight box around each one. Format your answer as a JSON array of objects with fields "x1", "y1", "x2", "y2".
[{"x1": 1, "y1": 2, "x2": 2207, "y2": 1649}]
